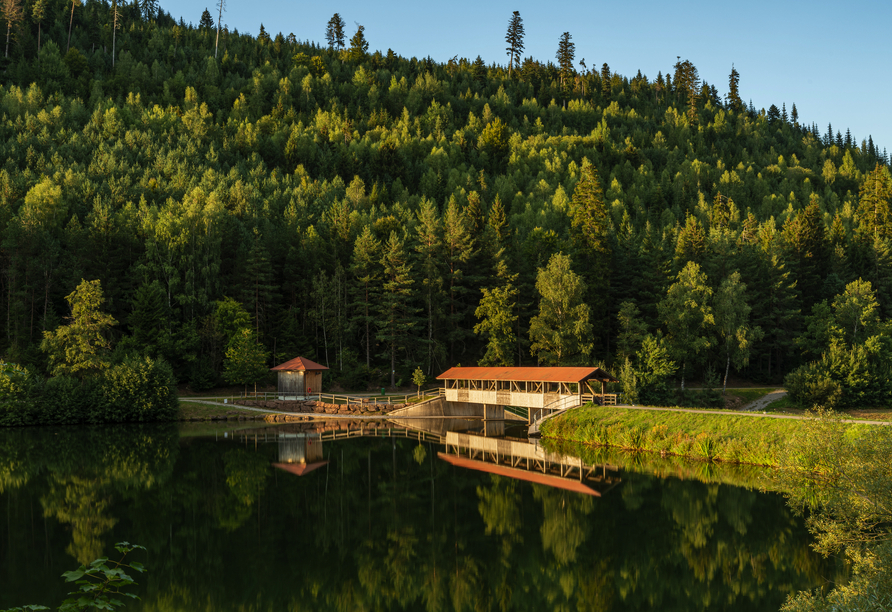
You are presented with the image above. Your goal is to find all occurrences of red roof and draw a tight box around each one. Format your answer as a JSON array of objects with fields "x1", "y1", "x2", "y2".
[
  {"x1": 272, "y1": 461, "x2": 329, "y2": 476},
  {"x1": 438, "y1": 453, "x2": 601, "y2": 496},
  {"x1": 436, "y1": 366, "x2": 617, "y2": 383},
  {"x1": 270, "y1": 356, "x2": 329, "y2": 372}
]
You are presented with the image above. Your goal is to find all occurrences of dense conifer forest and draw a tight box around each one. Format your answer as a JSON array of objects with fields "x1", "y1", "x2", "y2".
[{"x1": 2, "y1": 1, "x2": 892, "y2": 401}]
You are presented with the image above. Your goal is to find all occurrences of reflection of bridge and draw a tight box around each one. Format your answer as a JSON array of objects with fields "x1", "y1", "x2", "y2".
[
  {"x1": 224, "y1": 420, "x2": 621, "y2": 496},
  {"x1": 439, "y1": 431, "x2": 621, "y2": 496}
]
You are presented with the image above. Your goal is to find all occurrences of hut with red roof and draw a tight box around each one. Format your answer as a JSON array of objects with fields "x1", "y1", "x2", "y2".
[{"x1": 270, "y1": 356, "x2": 328, "y2": 399}]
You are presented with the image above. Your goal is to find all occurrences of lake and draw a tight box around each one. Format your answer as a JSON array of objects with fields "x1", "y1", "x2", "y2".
[{"x1": 0, "y1": 420, "x2": 838, "y2": 611}]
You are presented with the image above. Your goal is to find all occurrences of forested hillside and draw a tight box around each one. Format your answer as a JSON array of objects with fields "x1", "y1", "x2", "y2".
[{"x1": 2, "y1": 1, "x2": 891, "y2": 393}]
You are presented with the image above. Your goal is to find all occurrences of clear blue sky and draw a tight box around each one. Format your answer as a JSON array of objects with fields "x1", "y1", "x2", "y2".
[{"x1": 173, "y1": 0, "x2": 892, "y2": 153}]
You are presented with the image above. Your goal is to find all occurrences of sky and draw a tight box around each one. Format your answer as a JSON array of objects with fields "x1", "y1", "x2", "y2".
[{"x1": 173, "y1": 0, "x2": 892, "y2": 153}]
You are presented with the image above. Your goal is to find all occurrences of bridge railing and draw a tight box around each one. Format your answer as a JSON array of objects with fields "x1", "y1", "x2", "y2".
[
  {"x1": 217, "y1": 390, "x2": 441, "y2": 406},
  {"x1": 530, "y1": 394, "x2": 594, "y2": 425}
]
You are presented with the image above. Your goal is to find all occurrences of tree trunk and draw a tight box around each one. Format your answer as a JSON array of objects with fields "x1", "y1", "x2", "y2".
[
  {"x1": 67, "y1": 2, "x2": 75, "y2": 53},
  {"x1": 390, "y1": 338, "x2": 395, "y2": 388},
  {"x1": 680, "y1": 361, "x2": 686, "y2": 391},
  {"x1": 723, "y1": 353, "x2": 730, "y2": 395},
  {"x1": 37, "y1": 23, "x2": 41, "y2": 53},
  {"x1": 6, "y1": 23, "x2": 10, "y2": 58}
]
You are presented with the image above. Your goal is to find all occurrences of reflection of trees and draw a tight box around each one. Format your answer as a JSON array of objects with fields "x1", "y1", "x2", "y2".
[
  {"x1": 41, "y1": 474, "x2": 117, "y2": 564},
  {"x1": 1, "y1": 428, "x2": 841, "y2": 612}
]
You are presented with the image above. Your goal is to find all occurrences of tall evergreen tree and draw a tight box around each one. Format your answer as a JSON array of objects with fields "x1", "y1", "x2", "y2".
[
  {"x1": 349, "y1": 226, "x2": 381, "y2": 369},
  {"x1": 376, "y1": 231, "x2": 417, "y2": 387},
  {"x1": 326, "y1": 13, "x2": 345, "y2": 51},
  {"x1": 1, "y1": 0, "x2": 22, "y2": 58},
  {"x1": 348, "y1": 24, "x2": 368, "y2": 62},
  {"x1": 504, "y1": 11, "x2": 524, "y2": 77},
  {"x1": 555, "y1": 32, "x2": 575, "y2": 97},
  {"x1": 31, "y1": 0, "x2": 46, "y2": 53},
  {"x1": 138, "y1": 0, "x2": 157, "y2": 20},
  {"x1": 600, "y1": 63, "x2": 611, "y2": 98},
  {"x1": 726, "y1": 64, "x2": 742, "y2": 112},
  {"x1": 198, "y1": 7, "x2": 214, "y2": 30},
  {"x1": 414, "y1": 199, "x2": 444, "y2": 374}
]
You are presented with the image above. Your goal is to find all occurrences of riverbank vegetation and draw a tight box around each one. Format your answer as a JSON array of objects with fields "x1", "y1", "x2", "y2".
[
  {"x1": 539, "y1": 403, "x2": 872, "y2": 467},
  {"x1": 0, "y1": 5, "x2": 890, "y2": 402},
  {"x1": 775, "y1": 409, "x2": 892, "y2": 610}
]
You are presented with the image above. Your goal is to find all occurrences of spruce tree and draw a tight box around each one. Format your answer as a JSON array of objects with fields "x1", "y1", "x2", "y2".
[
  {"x1": 791, "y1": 103, "x2": 799, "y2": 124},
  {"x1": 414, "y1": 199, "x2": 445, "y2": 374},
  {"x1": 600, "y1": 63, "x2": 611, "y2": 98},
  {"x1": 555, "y1": 32, "x2": 575, "y2": 98},
  {"x1": 726, "y1": 64, "x2": 742, "y2": 111},
  {"x1": 199, "y1": 7, "x2": 214, "y2": 30},
  {"x1": 348, "y1": 24, "x2": 368, "y2": 63},
  {"x1": 504, "y1": 11, "x2": 524, "y2": 77},
  {"x1": 326, "y1": 13, "x2": 345, "y2": 50},
  {"x1": 349, "y1": 226, "x2": 381, "y2": 369},
  {"x1": 376, "y1": 231, "x2": 417, "y2": 387},
  {"x1": 32, "y1": 0, "x2": 46, "y2": 53}
]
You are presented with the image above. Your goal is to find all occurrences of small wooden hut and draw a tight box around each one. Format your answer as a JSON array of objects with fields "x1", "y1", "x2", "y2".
[{"x1": 271, "y1": 356, "x2": 328, "y2": 399}]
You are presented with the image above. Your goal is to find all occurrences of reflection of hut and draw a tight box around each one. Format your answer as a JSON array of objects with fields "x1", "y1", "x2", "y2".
[
  {"x1": 272, "y1": 433, "x2": 327, "y2": 476},
  {"x1": 271, "y1": 356, "x2": 328, "y2": 399}
]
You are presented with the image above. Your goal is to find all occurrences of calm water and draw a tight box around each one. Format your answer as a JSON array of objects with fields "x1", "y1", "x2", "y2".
[{"x1": 0, "y1": 421, "x2": 834, "y2": 611}]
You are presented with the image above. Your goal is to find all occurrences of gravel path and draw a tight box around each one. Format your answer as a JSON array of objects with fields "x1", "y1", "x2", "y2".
[{"x1": 742, "y1": 390, "x2": 788, "y2": 412}]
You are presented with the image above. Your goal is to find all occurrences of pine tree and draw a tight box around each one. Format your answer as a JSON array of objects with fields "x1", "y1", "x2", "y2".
[
  {"x1": 783, "y1": 196, "x2": 830, "y2": 310},
  {"x1": 570, "y1": 158, "x2": 611, "y2": 351},
  {"x1": 258, "y1": 23, "x2": 270, "y2": 43},
  {"x1": 414, "y1": 198, "x2": 444, "y2": 374},
  {"x1": 239, "y1": 229, "x2": 279, "y2": 338},
  {"x1": 767, "y1": 104, "x2": 780, "y2": 123},
  {"x1": 41, "y1": 279, "x2": 117, "y2": 378},
  {"x1": 199, "y1": 7, "x2": 214, "y2": 30},
  {"x1": 504, "y1": 11, "x2": 524, "y2": 77},
  {"x1": 600, "y1": 63, "x2": 611, "y2": 98},
  {"x1": 726, "y1": 64, "x2": 742, "y2": 111},
  {"x1": 66, "y1": 0, "x2": 81, "y2": 52},
  {"x1": 349, "y1": 226, "x2": 381, "y2": 369},
  {"x1": 376, "y1": 231, "x2": 417, "y2": 387},
  {"x1": 555, "y1": 32, "x2": 575, "y2": 98},
  {"x1": 348, "y1": 24, "x2": 368, "y2": 62},
  {"x1": 474, "y1": 259, "x2": 518, "y2": 366},
  {"x1": 791, "y1": 103, "x2": 799, "y2": 124},
  {"x1": 442, "y1": 199, "x2": 475, "y2": 362},
  {"x1": 781, "y1": 102, "x2": 788, "y2": 123},
  {"x1": 471, "y1": 55, "x2": 486, "y2": 83},
  {"x1": 138, "y1": 0, "x2": 157, "y2": 20},
  {"x1": 326, "y1": 13, "x2": 345, "y2": 50},
  {"x1": 129, "y1": 280, "x2": 167, "y2": 353},
  {"x1": 1, "y1": 0, "x2": 23, "y2": 58},
  {"x1": 856, "y1": 164, "x2": 892, "y2": 240},
  {"x1": 32, "y1": 0, "x2": 46, "y2": 53}
]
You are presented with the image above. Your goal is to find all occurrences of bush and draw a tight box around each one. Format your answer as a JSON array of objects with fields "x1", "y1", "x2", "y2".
[{"x1": 0, "y1": 356, "x2": 178, "y2": 427}]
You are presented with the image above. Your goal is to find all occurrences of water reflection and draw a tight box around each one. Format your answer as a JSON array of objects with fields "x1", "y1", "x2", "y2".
[{"x1": 0, "y1": 421, "x2": 840, "y2": 611}]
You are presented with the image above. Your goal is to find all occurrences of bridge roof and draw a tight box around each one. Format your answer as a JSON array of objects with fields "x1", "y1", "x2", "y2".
[
  {"x1": 271, "y1": 356, "x2": 329, "y2": 372},
  {"x1": 436, "y1": 366, "x2": 617, "y2": 383}
]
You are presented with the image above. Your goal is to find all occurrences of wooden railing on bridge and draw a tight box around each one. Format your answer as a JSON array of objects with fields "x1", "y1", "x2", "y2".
[
  {"x1": 528, "y1": 393, "x2": 617, "y2": 437},
  {"x1": 220, "y1": 390, "x2": 441, "y2": 406}
]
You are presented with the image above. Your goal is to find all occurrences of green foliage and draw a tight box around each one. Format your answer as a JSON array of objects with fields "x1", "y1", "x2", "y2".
[
  {"x1": 528, "y1": 253, "x2": 592, "y2": 365},
  {"x1": 0, "y1": 4, "x2": 889, "y2": 397},
  {"x1": 776, "y1": 409, "x2": 892, "y2": 611},
  {"x1": 1, "y1": 542, "x2": 146, "y2": 612},
  {"x1": 40, "y1": 280, "x2": 117, "y2": 378},
  {"x1": 658, "y1": 262, "x2": 714, "y2": 388},
  {"x1": 223, "y1": 328, "x2": 269, "y2": 391},
  {"x1": 411, "y1": 366, "x2": 425, "y2": 395}
]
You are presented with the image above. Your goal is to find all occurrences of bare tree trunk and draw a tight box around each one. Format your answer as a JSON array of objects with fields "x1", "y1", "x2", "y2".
[
  {"x1": 6, "y1": 23, "x2": 10, "y2": 58},
  {"x1": 67, "y1": 1, "x2": 75, "y2": 52}
]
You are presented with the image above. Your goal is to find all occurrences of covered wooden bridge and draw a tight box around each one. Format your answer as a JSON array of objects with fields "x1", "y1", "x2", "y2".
[{"x1": 436, "y1": 366, "x2": 618, "y2": 411}]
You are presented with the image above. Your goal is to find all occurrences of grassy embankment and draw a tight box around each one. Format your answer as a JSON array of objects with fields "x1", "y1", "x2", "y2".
[{"x1": 539, "y1": 403, "x2": 872, "y2": 468}]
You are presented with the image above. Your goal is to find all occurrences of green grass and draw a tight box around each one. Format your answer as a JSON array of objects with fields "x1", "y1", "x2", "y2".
[
  {"x1": 178, "y1": 400, "x2": 262, "y2": 420},
  {"x1": 540, "y1": 403, "x2": 868, "y2": 467}
]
